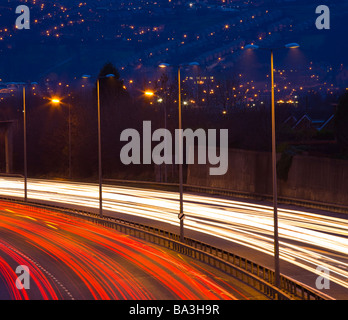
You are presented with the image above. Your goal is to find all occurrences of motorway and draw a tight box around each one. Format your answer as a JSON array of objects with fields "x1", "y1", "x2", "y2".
[
  {"x1": 1, "y1": 177, "x2": 348, "y2": 299},
  {"x1": 0, "y1": 200, "x2": 263, "y2": 300}
]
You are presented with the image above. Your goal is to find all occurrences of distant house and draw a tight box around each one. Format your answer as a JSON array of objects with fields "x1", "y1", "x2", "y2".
[
  {"x1": 336, "y1": 67, "x2": 348, "y2": 87},
  {"x1": 317, "y1": 114, "x2": 335, "y2": 132},
  {"x1": 292, "y1": 114, "x2": 315, "y2": 131},
  {"x1": 282, "y1": 115, "x2": 297, "y2": 128},
  {"x1": 290, "y1": 114, "x2": 334, "y2": 132}
]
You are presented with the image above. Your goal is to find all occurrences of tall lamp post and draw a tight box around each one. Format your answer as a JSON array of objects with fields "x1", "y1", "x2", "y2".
[
  {"x1": 158, "y1": 62, "x2": 199, "y2": 243},
  {"x1": 83, "y1": 73, "x2": 116, "y2": 218},
  {"x1": 244, "y1": 43, "x2": 300, "y2": 288},
  {"x1": 23, "y1": 86, "x2": 27, "y2": 202},
  {"x1": 21, "y1": 81, "x2": 38, "y2": 202}
]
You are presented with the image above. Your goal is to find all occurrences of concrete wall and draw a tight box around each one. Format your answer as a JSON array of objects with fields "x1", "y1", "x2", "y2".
[
  {"x1": 0, "y1": 122, "x2": 14, "y2": 173},
  {"x1": 279, "y1": 155, "x2": 348, "y2": 206},
  {"x1": 187, "y1": 148, "x2": 348, "y2": 207}
]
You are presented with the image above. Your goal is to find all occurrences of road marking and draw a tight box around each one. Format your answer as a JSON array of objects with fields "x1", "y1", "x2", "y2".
[{"x1": 0, "y1": 241, "x2": 74, "y2": 300}]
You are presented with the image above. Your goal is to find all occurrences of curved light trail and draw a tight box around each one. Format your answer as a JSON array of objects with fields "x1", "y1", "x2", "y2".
[
  {"x1": 1, "y1": 177, "x2": 348, "y2": 298},
  {"x1": 0, "y1": 200, "x2": 254, "y2": 300}
]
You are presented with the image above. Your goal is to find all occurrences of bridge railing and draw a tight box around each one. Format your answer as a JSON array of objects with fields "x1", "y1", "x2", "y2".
[{"x1": 1, "y1": 197, "x2": 334, "y2": 301}]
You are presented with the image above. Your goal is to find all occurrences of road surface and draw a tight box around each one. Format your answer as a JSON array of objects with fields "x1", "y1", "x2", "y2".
[
  {"x1": 0, "y1": 200, "x2": 265, "y2": 300},
  {"x1": 1, "y1": 177, "x2": 347, "y2": 299}
]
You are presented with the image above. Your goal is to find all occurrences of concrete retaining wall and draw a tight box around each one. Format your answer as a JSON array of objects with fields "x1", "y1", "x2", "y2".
[{"x1": 187, "y1": 148, "x2": 348, "y2": 207}]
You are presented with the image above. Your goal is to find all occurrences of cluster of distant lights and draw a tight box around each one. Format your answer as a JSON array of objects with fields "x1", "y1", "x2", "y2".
[
  {"x1": 10, "y1": 2, "x2": 87, "y2": 39},
  {"x1": 9, "y1": 2, "x2": 263, "y2": 46},
  {"x1": 0, "y1": 2, "x2": 342, "y2": 105},
  {"x1": 138, "y1": 65, "x2": 340, "y2": 110},
  {"x1": 22, "y1": 1, "x2": 191, "y2": 42},
  {"x1": 0, "y1": 66, "x2": 340, "y2": 108},
  {"x1": 0, "y1": 2, "x2": 263, "y2": 58}
]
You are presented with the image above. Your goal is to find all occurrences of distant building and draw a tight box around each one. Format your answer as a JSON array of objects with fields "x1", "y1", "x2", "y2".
[
  {"x1": 336, "y1": 67, "x2": 348, "y2": 87},
  {"x1": 292, "y1": 114, "x2": 316, "y2": 131},
  {"x1": 290, "y1": 114, "x2": 334, "y2": 132}
]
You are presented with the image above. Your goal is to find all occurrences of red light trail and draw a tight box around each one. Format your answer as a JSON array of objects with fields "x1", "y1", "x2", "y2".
[{"x1": 0, "y1": 201, "x2": 255, "y2": 300}]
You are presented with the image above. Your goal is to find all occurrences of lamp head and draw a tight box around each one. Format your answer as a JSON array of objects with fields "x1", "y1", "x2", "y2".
[
  {"x1": 144, "y1": 91, "x2": 154, "y2": 96},
  {"x1": 51, "y1": 98, "x2": 61, "y2": 104},
  {"x1": 158, "y1": 63, "x2": 170, "y2": 68},
  {"x1": 244, "y1": 44, "x2": 260, "y2": 50},
  {"x1": 285, "y1": 43, "x2": 300, "y2": 49}
]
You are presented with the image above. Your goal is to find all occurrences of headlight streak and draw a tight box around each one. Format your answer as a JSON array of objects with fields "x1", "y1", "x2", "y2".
[{"x1": 1, "y1": 177, "x2": 348, "y2": 294}]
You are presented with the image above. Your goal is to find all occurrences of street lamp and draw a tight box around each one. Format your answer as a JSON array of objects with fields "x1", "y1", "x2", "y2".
[
  {"x1": 244, "y1": 42, "x2": 300, "y2": 288},
  {"x1": 82, "y1": 73, "x2": 116, "y2": 218},
  {"x1": 23, "y1": 86, "x2": 27, "y2": 202},
  {"x1": 144, "y1": 91, "x2": 155, "y2": 97},
  {"x1": 158, "y1": 61, "x2": 200, "y2": 243},
  {"x1": 51, "y1": 98, "x2": 61, "y2": 104},
  {"x1": 21, "y1": 81, "x2": 38, "y2": 202}
]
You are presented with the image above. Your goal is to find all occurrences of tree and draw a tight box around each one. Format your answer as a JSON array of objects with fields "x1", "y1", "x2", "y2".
[
  {"x1": 334, "y1": 90, "x2": 348, "y2": 155},
  {"x1": 97, "y1": 63, "x2": 138, "y2": 177},
  {"x1": 98, "y1": 62, "x2": 131, "y2": 109}
]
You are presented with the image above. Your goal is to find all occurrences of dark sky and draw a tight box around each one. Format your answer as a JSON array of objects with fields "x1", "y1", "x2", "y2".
[{"x1": 0, "y1": 0, "x2": 347, "y2": 84}]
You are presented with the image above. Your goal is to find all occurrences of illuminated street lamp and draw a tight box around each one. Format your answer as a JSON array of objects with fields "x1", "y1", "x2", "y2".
[
  {"x1": 158, "y1": 61, "x2": 200, "y2": 243},
  {"x1": 244, "y1": 42, "x2": 300, "y2": 289},
  {"x1": 51, "y1": 98, "x2": 61, "y2": 104},
  {"x1": 285, "y1": 43, "x2": 300, "y2": 49}
]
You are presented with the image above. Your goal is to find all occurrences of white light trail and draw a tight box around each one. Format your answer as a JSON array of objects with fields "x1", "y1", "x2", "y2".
[{"x1": 1, "y1": 177, "x2": 348, "y2": 295}]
